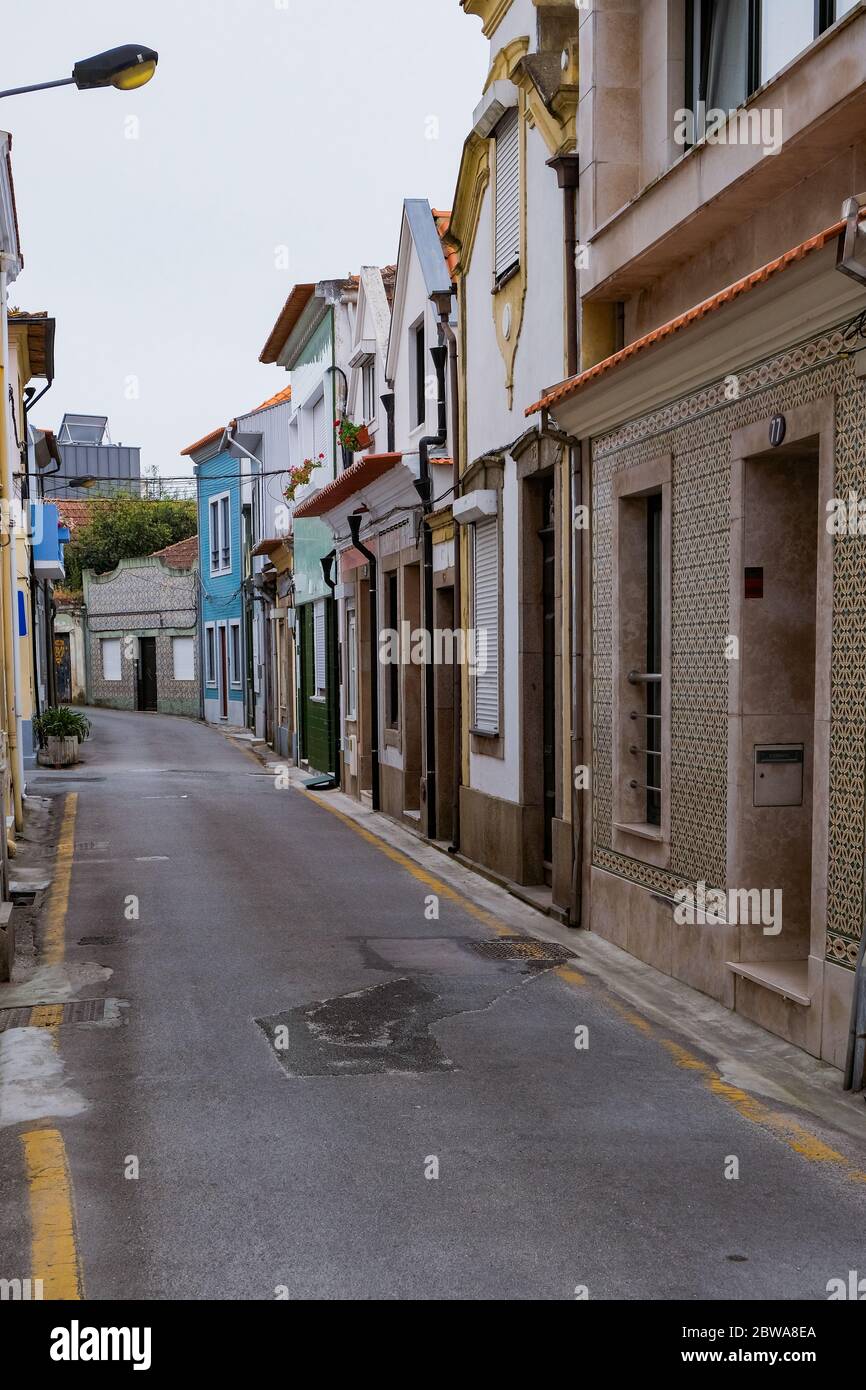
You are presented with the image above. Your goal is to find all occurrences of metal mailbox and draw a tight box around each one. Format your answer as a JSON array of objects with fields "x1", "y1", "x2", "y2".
[{"x1": 754, "y1": 745, "x2": 804, "y2": 807}]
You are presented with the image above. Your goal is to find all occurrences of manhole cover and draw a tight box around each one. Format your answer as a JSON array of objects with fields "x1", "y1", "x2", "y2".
[
  {"x1": 470, "y1": 937, "x2": 576, "y2": 964},
  {"x1": 78, "y1": 935, "x2": 120, "y2": 946},
  {"x1": 0, "y1": 998, "x2": 110, "y2": 1031}
]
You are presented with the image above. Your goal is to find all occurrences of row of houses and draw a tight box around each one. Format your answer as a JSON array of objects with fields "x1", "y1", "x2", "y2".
[
  {"x1": 183, "y1": 0, "x2": 866, "y2": 1078},
  {"x1": 0, "y1": 133, "x2": 78, "y2": 973}
]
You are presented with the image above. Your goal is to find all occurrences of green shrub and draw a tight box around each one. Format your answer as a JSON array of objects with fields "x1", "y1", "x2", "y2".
[{"x1": 33, "y1": 707, "x2": 92, "y2": 748}]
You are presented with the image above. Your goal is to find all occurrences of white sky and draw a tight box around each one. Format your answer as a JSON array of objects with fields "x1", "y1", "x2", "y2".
[{"x1": 1, "y1": 0, "x2": 487, "y2": 476}]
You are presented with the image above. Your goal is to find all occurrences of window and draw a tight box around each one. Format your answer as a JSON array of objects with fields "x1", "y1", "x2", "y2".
[
  {"x1": 229, "y1": 621, "x2": 242, "y2": 687},
  {"x1": 612, "y1": 455, "x2": 671, "y2": 845},
  {"x1": 362, "y1": 359, "x2": 377, "y2": 424},
  {"x1": 312, "y1": 394, "x2": 330, "y2": 473},
  {"x1": 494, "y1": 106, "x2": 520, "y2": 282},
  {"x1": 209, "y1": 492, "x2": 231, "y2": 575},
  {"x1": 346, "y1": 609, "x2": 358, "y2": 719},
  {"x1": 172, "y1": 636, "x2": 195, "y2": 682},
  {"x1": 101, "y1": 637, "x2": 121, "y2": 683},
  {"x1": 386, "y1": 572, "x2": 399, "y2": 727},
  {"x1": 645, "y1": 495, "x2": 663, "y2": 827},
  {"x1": 471, "y1": 517, "x2": 500, "y2": 735},
  {"x1": 205, "y1": 626, "x2": 216, "y2": 687},
  {"x1": 313, "y1": 599, "x2": 327, "y2": 700},
  {"x1": 686, "y1": 1, "x2": 850, "y2": 114},
  {"x1": 412, "y1": 321, "x2": 426, "y2": 430}
]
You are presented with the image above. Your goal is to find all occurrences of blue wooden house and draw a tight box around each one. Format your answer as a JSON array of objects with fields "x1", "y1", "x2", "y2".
[{"x1": 183, "y1": 425, "x2": 246, "y2": 727}]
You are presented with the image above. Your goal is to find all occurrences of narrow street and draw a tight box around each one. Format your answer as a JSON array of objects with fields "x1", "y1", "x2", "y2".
[{"x1": 0, "y1": 707, "x2": 864, "y2": 1302}]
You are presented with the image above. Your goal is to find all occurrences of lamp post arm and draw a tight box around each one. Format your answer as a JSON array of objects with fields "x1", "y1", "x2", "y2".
[{"x1": 0, "y1": 77, "x2": 76, "y2": 100}]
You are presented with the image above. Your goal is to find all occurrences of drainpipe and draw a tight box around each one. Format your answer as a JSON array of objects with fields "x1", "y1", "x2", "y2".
[
  {"x1": 381, "y1": 389, "x2": 396, "y2": 454},
  {"x1": 24, "y1": 379, "x2": 56, "y2": 719},
  {"x1": 413, "y1": 343, "x2": 448, "y2": 842},
  {"x1": 320, "y1": 549, "x2": 340, "y2": 785},
  {"x1": 548, "y1": 155, "x2": 580, "y2": 379},
  {"x1": 0, "y1": 263, "x2": 23, "y2": 831},
  {"x1": 844, "y1": 928, "x2": 866, "y2": 1094},
  {"x1": 431, "y1": 291, "x2": 462, "y2": 854},
  {"x1": 541, "y1": 408, "x2": 584, "y2": 930},
  {"x1": 348, "y1": 512, "x2": 380, "y2": 812}
]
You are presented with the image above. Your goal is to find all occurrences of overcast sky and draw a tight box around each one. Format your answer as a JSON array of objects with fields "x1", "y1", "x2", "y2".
[{"x1": 1, "y1": 0, "x2": 487, "y2": 476}]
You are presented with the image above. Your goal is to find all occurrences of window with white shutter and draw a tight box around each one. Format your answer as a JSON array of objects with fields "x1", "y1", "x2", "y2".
[
  {"x1": 101, "y1": 638, "x2": 122, "y2": 683},
  {"x1": 472, "y1": 517, "x2": 500, "y2": 734},
  {"x1": 494, "y1": 107, "x2": 520, "y2": 282},
  {"x1": 313, "y1": 598, "x2": 327, "y2": 699},
  {"x1": 312, "y1": 395, "x2": 330, "y2": 472}
]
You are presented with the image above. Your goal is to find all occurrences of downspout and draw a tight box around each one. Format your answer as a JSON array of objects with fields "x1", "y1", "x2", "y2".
[
  {"x1": 348, "y1": 512, "x2": 380, "y2": 812},
  {"x1": 195, "y1": 468, "x2": 205, "y2": 720},
  {"x1": 413, "y1": 343, "x2": 448, "y2": 842},
  {"x1": 24, "y1": 378, "x2": 56, "y2": 718},
  {"x1": 319, "y1": 549, "x2": 340, "y2": 787},
  {"x1": 541, "y1": 409, "x2": 584, "y2": 931},
  {"x1": 432, "y1": 293, "x2": 462, "y2": 854},
  {"x1": 0, "y1": 263, "x2": 23, "y2": 831},
  {"x1": 548, "y1": 154, "x2": 584, "y2": 929},
  {"x1": 381, "y1": 389, "x2": 396, "y2": 454}
]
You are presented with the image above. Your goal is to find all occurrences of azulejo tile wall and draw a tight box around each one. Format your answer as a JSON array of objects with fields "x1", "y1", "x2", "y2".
[{"x1": 591, "y1": 326, "x2": 863, "y2": 970}]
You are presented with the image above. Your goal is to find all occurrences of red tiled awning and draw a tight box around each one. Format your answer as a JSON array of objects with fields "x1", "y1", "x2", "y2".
[
  {"x1": 526, "y1": 216, "x2": 850, "y2": 417},
  {"x1": 293, "y1": 453, "x2": 403, "y2": 518}
]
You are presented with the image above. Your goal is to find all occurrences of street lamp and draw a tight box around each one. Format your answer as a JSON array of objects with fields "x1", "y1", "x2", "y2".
[{"x1": 0, "y1": 45, "x2": 158, "y2": 101}]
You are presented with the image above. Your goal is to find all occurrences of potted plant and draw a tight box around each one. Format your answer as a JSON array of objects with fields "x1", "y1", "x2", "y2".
[
  {"x1": 34, "y1": 707, "x2": 91, "y2": 768},
  {"x1": 284, "y1": 454, "x2": 324, "y2": 504},
  {"x1": 336, "y1": 418, "x2": 371, "y2": 455}
]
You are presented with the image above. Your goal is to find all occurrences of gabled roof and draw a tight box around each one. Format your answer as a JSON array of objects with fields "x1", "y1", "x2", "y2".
[
  {"x1": 259, "y1": 284, "x2": 317, "y2": 364},
  {"x1": 181, "y1": 425, "x2": 226, "y2": 458},
  {"x1": 150, "y1": 536, "x2": 199, "y2": 569},
  {"x1": 386, "y1": 200, "x2": 454, "y2": 383},
  {"x1": 56, "y1": 499, "x2": 96, "y2": 535}
]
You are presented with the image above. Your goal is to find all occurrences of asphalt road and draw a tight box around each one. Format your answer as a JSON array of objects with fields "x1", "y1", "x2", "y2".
[{"x1": 2, "y1": 707, "x2": 865, "y2": 1300}]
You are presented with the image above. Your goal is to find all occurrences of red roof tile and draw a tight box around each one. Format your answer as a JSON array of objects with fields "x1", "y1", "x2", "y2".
[
  {"x1": 527, "y1": 216, "x2": 849, "y2": 417},
  {"x1": 293, "y1": 453, "x2": 403, "y2": 518},
  {"x1": 150, "y1": 536, "x2": 199, "y2": 568}
]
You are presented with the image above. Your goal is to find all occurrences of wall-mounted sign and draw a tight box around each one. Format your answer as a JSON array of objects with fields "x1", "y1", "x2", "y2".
[{"x1": 769, "y1": 414, "x2": 787, "y2": 447}]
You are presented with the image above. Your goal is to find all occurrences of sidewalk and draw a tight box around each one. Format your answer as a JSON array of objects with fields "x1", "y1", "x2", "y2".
[{"x1": 222, "y1": 728, "x2": 866, "y2": 1151}]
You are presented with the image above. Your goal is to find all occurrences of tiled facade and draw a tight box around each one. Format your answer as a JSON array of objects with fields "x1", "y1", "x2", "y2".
[
  {"x1": 591, "y1": 324, "x2": 865, "y2": 980},
  {"x1": 84, "y1": 556, "x2": 199, "y2": 717}
]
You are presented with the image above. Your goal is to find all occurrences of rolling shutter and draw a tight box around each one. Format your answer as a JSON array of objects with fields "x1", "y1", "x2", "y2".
[
  {"x1": 494, "y1": 107, "x2": 520, "y2": 280},
  {"x1": 313, "y1": 395, "x2": 330, "y2": 471},
  {"x1": 472, "y1": 517, "x2": 500, "y2": 734}
]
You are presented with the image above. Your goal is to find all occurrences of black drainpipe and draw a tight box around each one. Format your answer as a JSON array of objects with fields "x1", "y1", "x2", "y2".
[
  {"x1": 381, "y1": 389, "x2": 396, "y2": 453},
  {"x1": 413, "y1": 343, "x2": 448, "y2": 842},
  {"x1": 347, "y1": 513, "x2": 380, "y2": 812},
  {"x1": 320, "y1": 550, "x2": 340, "y2": 787}
]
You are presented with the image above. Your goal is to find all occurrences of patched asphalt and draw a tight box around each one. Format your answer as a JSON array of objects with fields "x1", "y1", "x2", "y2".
[{"x1": 1, "y1": 706, "x2": 865, "y2": 1300}]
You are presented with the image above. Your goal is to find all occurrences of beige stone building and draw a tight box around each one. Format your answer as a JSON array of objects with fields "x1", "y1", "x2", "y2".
[{"x1": 530, "y1": 0, "x2": 866, "y2": 1068}]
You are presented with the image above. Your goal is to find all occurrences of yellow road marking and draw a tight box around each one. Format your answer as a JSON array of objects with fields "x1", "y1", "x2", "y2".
[
  {"x1": 20, "y1": 1127, "x2": 83, "y2": 1300},
  {"x1": 30, "y1": 1004, "x2": 64, "y2": 1028},
  {"x1": 296, "y1": 787, "x2": 512, "y2": 936},
  {"x1": 20, "y1": 793, "x2": 83, "y2": 1299},
  {"x1": 42, "y1": 793, "x2": 77, "y2": 967},
  {"x1": 300, "y1": 785, "x2": 866, "y2": 1182}
]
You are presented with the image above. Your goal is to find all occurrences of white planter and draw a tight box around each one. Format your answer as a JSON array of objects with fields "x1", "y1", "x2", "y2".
[{"x1": 38, "y1": 735, "x2": 79, "y2": 768}]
